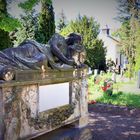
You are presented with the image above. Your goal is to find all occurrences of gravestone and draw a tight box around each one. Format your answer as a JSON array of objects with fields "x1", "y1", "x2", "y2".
[
  {"x1": 0, "y1": 33, "x2": 88, "y2": 140},
  {"x1": 94, "y1": 69, "x2": 98, "y2": 76}
]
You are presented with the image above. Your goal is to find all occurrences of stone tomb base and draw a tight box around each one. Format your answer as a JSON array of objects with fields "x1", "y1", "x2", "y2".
[{"x1": 0, "y1": 68, "x2": 88, "y2": 140}]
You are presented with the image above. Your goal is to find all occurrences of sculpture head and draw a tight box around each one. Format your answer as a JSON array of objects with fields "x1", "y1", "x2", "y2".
[
  {"x1": 66, "y1": 33, "x2": 86, "y2": 66},
  {"x1": 48, "y1": 33, "x2": 86, "y2": 69},
  {"x1": 66, "y1": 33, "x2": 82, "y2": 46}
]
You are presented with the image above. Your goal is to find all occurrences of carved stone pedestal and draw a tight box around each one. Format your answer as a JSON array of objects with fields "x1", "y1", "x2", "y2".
[{"x1": 0, "y1": 68, "x2": 88, "y2": 140}]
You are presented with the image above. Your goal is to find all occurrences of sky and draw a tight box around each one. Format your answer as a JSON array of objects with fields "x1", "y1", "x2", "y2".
[
  {"x1": 7, "y1": 0, "x2": 121, "y2": 30},
  {"x1": 53, "y1": 0, "x2": 121, "y2": 29}
]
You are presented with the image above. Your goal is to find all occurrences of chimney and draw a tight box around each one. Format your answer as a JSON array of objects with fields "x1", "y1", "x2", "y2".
[{"x1": 102, "y1": 25, "x2": 110, "y2": 36}]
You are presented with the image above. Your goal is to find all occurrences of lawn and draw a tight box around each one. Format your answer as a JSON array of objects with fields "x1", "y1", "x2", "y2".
[{"x1": 88, "y1": 74, "x2": 140, "y2": 108}]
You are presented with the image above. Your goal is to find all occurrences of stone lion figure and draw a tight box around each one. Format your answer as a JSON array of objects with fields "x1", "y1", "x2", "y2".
[{"x1": 0, "y1": 33, "x2": 86, "y2": 81}]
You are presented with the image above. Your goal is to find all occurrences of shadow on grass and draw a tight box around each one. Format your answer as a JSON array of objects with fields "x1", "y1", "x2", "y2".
[{"x1": 96, "y1": 91, "x2": 140, "y2": 108}]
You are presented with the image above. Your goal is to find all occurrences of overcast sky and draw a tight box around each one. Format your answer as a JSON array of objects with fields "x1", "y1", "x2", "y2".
[
  {"x1": 53, "y1": 0, "x2": 121, "y2": 29},
  {"x1": 7, "y1": 0, "x2": 121, "y2": 29}
]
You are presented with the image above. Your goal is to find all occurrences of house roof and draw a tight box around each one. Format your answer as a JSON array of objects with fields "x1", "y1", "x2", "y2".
[
  {"x1": 99, "y1": 28, "x2": 121, "y2": 46},
  {"x1": 108, "y1": 36, "x2": 120, "y2": 44}
]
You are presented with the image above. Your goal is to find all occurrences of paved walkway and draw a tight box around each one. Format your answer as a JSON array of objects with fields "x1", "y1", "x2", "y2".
[
  {"x1": 115, "y1": 75, "x2": 140, "y2": 94},
  {"x1": 32, "y1": 125, "x2": 93, "y2": 140},
  {"x1": 89, "y1": 104, "x2": 140, "y2": 140},
  {"x1": 33, "y1": 104, "x2": 140, "y2": 140},
  {"x1": 118, "y1": 83, "x2": 140, "y2": 94}
]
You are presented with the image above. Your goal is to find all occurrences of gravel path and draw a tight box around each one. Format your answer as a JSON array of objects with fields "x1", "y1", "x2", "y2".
[
  {"x1": 89, "y1": 104, "x2": 140, "y2": 140},
  {"x1": 33, "y1": 104, "x2": 140, "y2": 140},
  {"x1": 118, "y1": 83, "x2": 140, "y2": 94},
  {"x1": 115, "y1": 76, "x2": 140, "y2": 94}
]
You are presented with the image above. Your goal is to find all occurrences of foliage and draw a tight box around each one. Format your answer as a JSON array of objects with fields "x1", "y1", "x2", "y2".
[
  {"x1": 60, "y1": 15, "x2": 106, "y2": 70},
  {"x1": 115, "y1": 0, "x2": 140, "y2": 77},
  {"x1": 12, "y1": 0, "x2": 55, "y2": 45},
  {"x1": 56, "y1": 10, "x2": 67, "y2": 32},
  {"x1": 88, "y1": 73, "x2": 112, "y2": 101},
  {"x1": 18, "y1": 0, "x2": 39, "y2": 12},
  {"x1": 107, "y1": 59, "x2": 115, "y2": 68},
  {"x1": 116, "y1": 0, "x2": 140, "y2": 22},
  {"x1": 36, "y1": 0, "x2": 55, "y2": 44},
  {"x1": 116, "y1": 0, "x2": 131, "y2": 22},
  {"x1": 93, "y1": 73, "x2": 113, "y2": 96},
  {"x1": 134, "y1": 18, "x2": 140, "y2": 71},
  {"x1": 0, "y1": 0, "x2": 14, "y2": 49},
  {"x1": 101, "y1": 79, "x2": 113, "y2": 96},
  {"x1": 115, "y1": 21, "x2": 135, "y2": 78},
  {"x1": 97, "y1": 92, "x2": 140, "y2": 108},
  {"x1": 88, "y1": 73, "x2": 112, "y2": 94},
  {"x1": 86, "y1": 39, "x2": 106, "y2": 71},
  {"x1": 106, "y1": 59, "x2": 116, "y2": 72},
  {"x1": 0, "y1": 29, "x2": 12, "y2": 50},
  {"x1": 88, "y1": 74, "x2": 140, "y2": 108},
  {"x1": 13, "y1": 0, "x2": 39, "y2": 46},
  {"x1": 0, "y1": 16, "x2": 21, "y2": 32},
  {"x1": 11, "y1": 11, "x2": 37, "y2": 46},
  {"x1": 0, "y1": 0, "x2": 21, "y2": 32}
]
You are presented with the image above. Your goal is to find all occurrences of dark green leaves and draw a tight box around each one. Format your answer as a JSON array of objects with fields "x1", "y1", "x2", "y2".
[{"x1": 18, "y1": 0, "x2": 39, "y2": 12}]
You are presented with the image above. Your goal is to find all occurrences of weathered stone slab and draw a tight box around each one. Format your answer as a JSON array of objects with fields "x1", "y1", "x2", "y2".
[{"x1": 0, "y1": 67, "x2": 88, "y2": 139}]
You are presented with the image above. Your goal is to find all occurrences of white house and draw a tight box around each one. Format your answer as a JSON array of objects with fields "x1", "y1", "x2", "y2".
[{"x1": 98, "y1": 26, "x2": 127, "y2": 72}]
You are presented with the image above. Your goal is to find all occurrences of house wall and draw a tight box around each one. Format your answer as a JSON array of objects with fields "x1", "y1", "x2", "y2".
[
  {"x1": 98, "y1": 29, "x2": 128, "y2": 73},
  {"x1": 98, "y1": 33, "x2": 118, "y2": 64}
]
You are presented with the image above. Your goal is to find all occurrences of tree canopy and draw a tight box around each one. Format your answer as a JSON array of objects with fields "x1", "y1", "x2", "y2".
[
  {"x1": 115, "y1": 0, "x2": 140, "y2": 77},
  {"x1": 0, "y1": 0, "x2": 14, "y2": 50},
  {"x1": 36, "y1": 0, "x2": 55, "y2": 43},
  {"x1": 56, "y1": 9, "x2": 67, "y2": 32},
  {"x1": 61, "y1": 15, "x2": 106, "y2": 71},
  {"x1": 9, "y1": 0, "x2": 55, "y2": 46}
]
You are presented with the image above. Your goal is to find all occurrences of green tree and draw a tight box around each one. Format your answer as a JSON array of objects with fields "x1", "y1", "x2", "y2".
[
  {"x1": 116, "y1": 0, "x2": 131, "y2": 22},
  {"x1": 115, "y1": 0, "x2": 140, "y2": 78},
  {"x1": 114, "y1": 20, "x2": 135, "y2": 78},
  {"x1": 0, "y1": 0, "x2": 21, "y2": 32},
  {"x1": 10, "y1": 0, "x2": 39, "y2": 46},
  {"x1": 11, "y1": 11, "x2": 37, "y2": 46},
  {"x1": 57, "y1": 9, "x2": 67, "y2": 32},
  {"x1": 36, "y1": 0, "x2": 55, "y2": 43},
  {"x1": 116, "y1": 0, "x2": 140, "y2": 22},
  {"x1": 134, "y1": 15, "x2": 140, "y2": 71},
  {"x1": 0, "y1": 0, "x2": 21, "y2": 49},
  {"x1": 18, "y1": 0, "x2": 39, "y2": 12},
  {"x1": 0, "y1": 0, "x2": 12, "y2": 50},
  {"x1": 61, "y1": 15, "x2": 106, "y2": 70}
]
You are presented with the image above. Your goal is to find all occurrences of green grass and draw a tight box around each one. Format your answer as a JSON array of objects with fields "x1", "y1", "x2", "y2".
[
  {"x1": 88, "y1": 74, "x2": 140, "y2": 108},
  {"x1": 96, "y1": 92, "x2": 140, "y2": 108}
]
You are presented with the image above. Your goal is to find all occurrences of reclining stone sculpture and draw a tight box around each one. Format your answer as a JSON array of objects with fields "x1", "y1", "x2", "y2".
[{"x1": 0, "y1": 33, "x2": 86, "y2": 81}]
